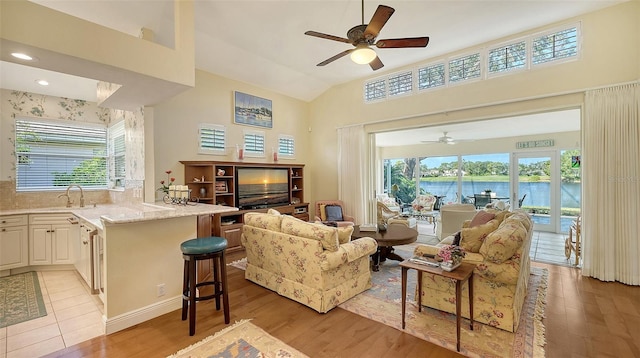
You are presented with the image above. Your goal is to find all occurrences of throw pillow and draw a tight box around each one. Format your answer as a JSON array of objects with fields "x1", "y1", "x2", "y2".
[
  {"x1": 337, "y1": 225, "x2": 354, "y2": 244},
  {"x1": 469, "y1": 210, "x2": 496, "y2": 227},
  {"x1": 460, "y1": 219, "x2": 500, "y2": 253},
  {"x1": 480, "y1": 220, "x2": 527, "y2": 264},
  {"x1": 281, "y1": 215, "x2": 340, "y2": 252},
  {"x1": 325, "y1": 205, "x2": 344, "y2": 221},
  {"x1": 267, "y1": 208, "x2": 281, "y2": 215},
  {"x1": 319, "y1": 204, "x2": 328, "y2": 221}
]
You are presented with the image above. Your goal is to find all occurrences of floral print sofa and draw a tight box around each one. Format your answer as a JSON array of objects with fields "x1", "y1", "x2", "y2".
[
  {"x1": 413, "y1": 209, "x2": 533, "y2": 332},
  {"x1": 241, "y1": 211, "x2": 378, "y2": 313}
]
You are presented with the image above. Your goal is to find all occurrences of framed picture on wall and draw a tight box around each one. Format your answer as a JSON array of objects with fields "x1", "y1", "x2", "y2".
[
  {"x1": 234, "y1": 91, "x2": 273, "y2": 129},
  {"x1": 215, "y1": 181, "x2": 228, "y2": 193}
]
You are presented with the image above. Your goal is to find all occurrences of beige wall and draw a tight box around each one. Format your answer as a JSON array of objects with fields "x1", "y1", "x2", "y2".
[
  {"x1": 151, "y1": 69, "x2": 311, "y2": 202},
  {"x1": 308, "y1": 1, "x2": 639, "y2": 206}
]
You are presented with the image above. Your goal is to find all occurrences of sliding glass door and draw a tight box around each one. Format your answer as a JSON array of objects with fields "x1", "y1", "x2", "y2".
[{"x1": 513, "y1": 152, "x2": 555, "y2": 232}]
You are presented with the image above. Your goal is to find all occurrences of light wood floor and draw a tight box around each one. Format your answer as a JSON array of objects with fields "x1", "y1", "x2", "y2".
[{"x1": 43, "y1": 249, "x2": 640, "y2": 358}]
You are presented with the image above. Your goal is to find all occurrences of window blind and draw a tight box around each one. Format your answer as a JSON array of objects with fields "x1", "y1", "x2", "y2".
[
  {"x1": 109, "y1": 121, "x2": 125, "y2": 187},
  {"x1": 199, "y1": 123, "x2": 226, "y2": 153},
  {"x1": 364, "y1": 78, "x2": 386, "y2": 102},
  {"x1": 244, "y1": 131, "x2": 265, "y2": 156},
  {"x1": 488, "y1": 41, "x2": 526, "y2": 73},
  {"x1": 278, "y1": 136, "x2": 295, "y2": 157},
  {"x1": 449, "y1": 53, "x2": 481, "y2": 83},
  {"x1": 533, "y1": 27, "x2": 578, "y2": 65},
  {"x1": 418, "y1": 63, "x2": 445, "y2": 90},
  {"x1": 15, "y1": 118, "x2": 108, "y2": 190},
  {"x1": 388, "y1": 71, "x2": 413, "y2": 97}
]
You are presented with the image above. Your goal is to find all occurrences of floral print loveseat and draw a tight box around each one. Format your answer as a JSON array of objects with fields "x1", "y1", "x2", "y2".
[
  {"x1": 241, "y1": 211, "x2": 378, "y2": 313},
  {"x1": 413, "y1": 209, "x2": 533, "y2": 332}
]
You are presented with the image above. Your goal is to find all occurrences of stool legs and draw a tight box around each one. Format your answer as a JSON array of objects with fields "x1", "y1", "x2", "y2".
[
  {"x1": 220, "y1": 251, "x2": 230, "y2": 324},
  {"x1": 181, "y1": 251, "x2": 230, "y2": 336},
  {"x1": 188, "y1": 258, "x2": 197, "y2": 336},
  {"x1": 181, "y1": 260, "x2": 189, "y2": 321}
]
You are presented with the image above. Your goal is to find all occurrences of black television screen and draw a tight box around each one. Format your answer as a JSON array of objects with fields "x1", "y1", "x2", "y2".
[{"x1": 236, "y1": 167, "x2": 290, "y2": 209}]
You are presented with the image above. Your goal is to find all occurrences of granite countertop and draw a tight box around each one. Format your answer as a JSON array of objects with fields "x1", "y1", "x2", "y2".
[{"x1": 0, "y1": 202, "x2": 238, "y2": 230}]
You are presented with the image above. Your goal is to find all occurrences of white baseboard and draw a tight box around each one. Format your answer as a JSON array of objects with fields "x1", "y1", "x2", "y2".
[{"x1": 105, "y1": 295, "x2": 182, "y2": 334}]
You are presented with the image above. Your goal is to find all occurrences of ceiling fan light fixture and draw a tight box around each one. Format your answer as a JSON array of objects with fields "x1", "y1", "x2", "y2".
[{"x1": 350, "y1": 45, "x2": 376, "y2": 64}]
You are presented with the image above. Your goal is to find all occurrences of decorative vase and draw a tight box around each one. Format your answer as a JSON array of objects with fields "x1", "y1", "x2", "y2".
[{"x1": 199, "y1": 187, "x2": 206, "y2": 198}]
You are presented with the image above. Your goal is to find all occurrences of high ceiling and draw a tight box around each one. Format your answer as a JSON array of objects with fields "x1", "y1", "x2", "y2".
[{"x1": 1, "y1": 0, "x2": 626, "y2": 103}]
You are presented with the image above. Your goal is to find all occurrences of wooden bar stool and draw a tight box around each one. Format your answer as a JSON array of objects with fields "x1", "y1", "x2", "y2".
[{"x1": 180, "y1": 236, "x2": 230, "y2": 336}]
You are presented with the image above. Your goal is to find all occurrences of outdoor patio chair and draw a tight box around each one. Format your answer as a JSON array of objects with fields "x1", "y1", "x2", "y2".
[{"x1": 473, "y1": 194, "x2": 492, "y2": 209}]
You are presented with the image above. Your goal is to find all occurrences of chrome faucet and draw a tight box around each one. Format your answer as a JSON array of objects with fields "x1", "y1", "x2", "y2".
[{"x1": 65, "y1": 184, "x2": 85, "y2": 208}]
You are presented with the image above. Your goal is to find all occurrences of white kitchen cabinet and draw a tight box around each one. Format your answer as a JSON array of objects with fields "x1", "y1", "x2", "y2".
[
  {"x1": 75, "y1": 220, "x2": 95, "y2": 287},
  {"x1": 0, "y1": 215, "x2": 29, "y2": 270},
  {"x1": 29, "y1": 214, "x2": 79, "y2": 265}
]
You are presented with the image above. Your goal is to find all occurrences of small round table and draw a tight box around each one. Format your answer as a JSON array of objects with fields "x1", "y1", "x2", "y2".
[{"x1": 352, "y1": 224, "x2": 418, "y2": 271}]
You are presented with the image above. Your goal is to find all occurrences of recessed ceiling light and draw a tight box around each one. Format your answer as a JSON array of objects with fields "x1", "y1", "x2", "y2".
[
  {"x1": 11, "y1": 52, "x2": 36, "y2": 61},
  {"x1": 36, "y1": 79, "x2": 49, "y2": 86}
]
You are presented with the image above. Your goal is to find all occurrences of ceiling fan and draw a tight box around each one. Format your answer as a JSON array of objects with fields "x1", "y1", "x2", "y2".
[
  {"x1": 304, "y1": 1, "x2": 430, "y2": 70},
  {"x1": 421, "y1": 132, "x2": 474, "y2": 145}
]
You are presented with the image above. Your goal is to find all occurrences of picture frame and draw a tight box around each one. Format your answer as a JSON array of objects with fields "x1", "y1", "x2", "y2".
[
  {"x1": 215, "y1": 181, "x2": 228, "y2": 193},
  {"x1": 234, "y1": 91, "x2": 273, "y2": 128}
]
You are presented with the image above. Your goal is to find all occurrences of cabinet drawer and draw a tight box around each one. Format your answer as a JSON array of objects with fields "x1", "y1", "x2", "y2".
[
  {"x1": 30, "y1": 214, "x2": 76, "y2": 225},
  {"x1": 0, "y1": 215, "x2": 28, "y2": 228}
]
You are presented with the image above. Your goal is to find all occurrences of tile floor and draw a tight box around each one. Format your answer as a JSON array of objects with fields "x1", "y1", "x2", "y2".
[
  {"x1": 0, "y1": 220, "x2": 577, "y2": 358},
  {"x1": 0, "y1": 271, "x2": 104, "y2": 358}
]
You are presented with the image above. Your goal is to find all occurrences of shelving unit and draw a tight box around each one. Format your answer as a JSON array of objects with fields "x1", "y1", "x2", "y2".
[{"x1": 180, "y1": 161, "x2": 308, "y2": 252}]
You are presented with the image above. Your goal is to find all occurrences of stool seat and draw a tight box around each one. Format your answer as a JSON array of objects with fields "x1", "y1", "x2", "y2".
[{"x1": 181, "y1": 236, "x2": 227, "y2": 255}]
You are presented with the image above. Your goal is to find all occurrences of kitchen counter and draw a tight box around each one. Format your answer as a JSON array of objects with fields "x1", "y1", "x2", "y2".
[
  {"x1": 0, "y1": 202, "x2": 238, "y2": 229},
  {"x1": 1, "y1": 201, "x2": 239, "y2": 334}
]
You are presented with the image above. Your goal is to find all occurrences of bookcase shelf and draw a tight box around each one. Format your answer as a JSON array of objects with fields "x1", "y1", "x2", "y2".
[{"x1": 180, "y1": 161, "x2": 307, "y2": 251}]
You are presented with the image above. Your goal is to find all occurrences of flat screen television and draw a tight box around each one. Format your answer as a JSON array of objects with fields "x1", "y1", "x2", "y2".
[{"x1": 236, "y1": 167, "x2": 290, "y2": 209}]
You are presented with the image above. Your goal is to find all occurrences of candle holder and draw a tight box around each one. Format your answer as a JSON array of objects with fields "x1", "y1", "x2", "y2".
[{"x1": 162, "y1": 189, "x2": 199, "y2": 206}]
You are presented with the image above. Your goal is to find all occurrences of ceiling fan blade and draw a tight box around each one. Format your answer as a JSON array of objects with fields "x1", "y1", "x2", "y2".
[
  {"x1": 369, "y1": 56, "x2": 384, "y2": 71},
  {"x1": 317, "y1": 49, "x2": 354, "y2": 66},
  {"x1": 376, "y1": 37, "x2": 430, "y2": 48},
  {"x1": 364, "y1": 5, "x2": 395, "y2": 40},
  {"x1": 304, "y1": 31, "x2": 351, "y2": 44}
]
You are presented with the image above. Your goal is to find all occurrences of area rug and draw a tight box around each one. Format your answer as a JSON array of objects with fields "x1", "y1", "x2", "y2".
[
  {"x1": 228, "y1": 257, "x2": 248, "y2": 271},
  {"x1": 167, "y1": 319, "x2": 308, "y2": 358},
  {"x1": 0, "y1": 271, "x2": 47, "y2": 328},
  {"x1": 338, "y1": 244, "x2": 547, "y2": 358}
]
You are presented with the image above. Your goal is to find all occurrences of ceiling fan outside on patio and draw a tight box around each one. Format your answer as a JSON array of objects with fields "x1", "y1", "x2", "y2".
[
  {"x1": 304, "y1": 0, "x2": 430, "y2": 70},
  {"x1": 421, "y1": 132, "x2": 474, "y2": 145}
]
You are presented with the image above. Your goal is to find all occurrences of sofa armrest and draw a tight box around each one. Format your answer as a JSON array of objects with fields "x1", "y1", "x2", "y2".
[
  {"x1": 319, "y1": 237, "x2": 377, "y2": 271},
  {"x1": 413, "y1": 244, "x2": 440, "y2": 257}
]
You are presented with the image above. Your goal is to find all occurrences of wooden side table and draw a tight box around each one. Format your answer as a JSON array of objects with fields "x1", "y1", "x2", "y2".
[{"x1": 400, "y1": 260, "x2": 475, "y2": 352}]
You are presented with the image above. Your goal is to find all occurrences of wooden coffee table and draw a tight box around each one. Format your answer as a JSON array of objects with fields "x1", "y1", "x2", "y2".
[
  {"x1": 399, "y1": 260, "x2": 475, "y2": 352},
  {"x1": 352, "y1": 224, "x2": 418, "y2": 271}
]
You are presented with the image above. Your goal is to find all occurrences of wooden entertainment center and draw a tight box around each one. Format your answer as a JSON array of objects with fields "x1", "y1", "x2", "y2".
[{"x1": 180, "y1": 161, "x2": 309, "y2": 251}]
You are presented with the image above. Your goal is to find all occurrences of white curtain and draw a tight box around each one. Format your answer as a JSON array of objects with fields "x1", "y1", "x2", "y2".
[
  {"x1": 582, "y1": 83, "x2": 640, "y2": 285},
  {"x1": 337, "y1": 125, "x2": 367, "y2": 224}
]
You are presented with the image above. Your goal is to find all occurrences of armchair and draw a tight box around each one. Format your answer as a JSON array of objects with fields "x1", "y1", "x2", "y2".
[
  {"x1": 314, "y1": 200, "x2": 355, "y2": 227},
  {"x1": 411, "y1": 194, "x2": 436, "y2": 213},
  {"x1": 473, "y1": 194, "x2": 492, "y2": 209},
  {"x1": 376, "y1": 194, "x2": 400, "y2": 212},
  {"x1": 436, "y1": 204, "x2": 477, "y2": 239}
]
